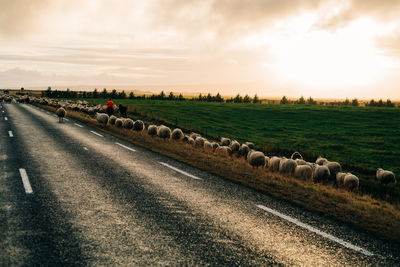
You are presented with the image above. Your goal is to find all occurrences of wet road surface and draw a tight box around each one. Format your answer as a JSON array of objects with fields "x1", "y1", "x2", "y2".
[{"x1": 0, "y1": 102, "x2": 399, "y2": 266}]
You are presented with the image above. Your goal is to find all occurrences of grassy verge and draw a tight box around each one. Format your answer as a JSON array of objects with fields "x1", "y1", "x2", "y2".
[{"x1": 38, "y1": 104, "x2": 400, "y2": 243}]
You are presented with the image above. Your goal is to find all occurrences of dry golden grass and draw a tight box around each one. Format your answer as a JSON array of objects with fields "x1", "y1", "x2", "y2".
[{"x1": 39, "y1": 104, "x2": 400, "y2": 243}]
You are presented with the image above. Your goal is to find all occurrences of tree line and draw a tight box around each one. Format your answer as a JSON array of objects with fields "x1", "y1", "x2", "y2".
[
  {"x1": 280, "y1": 96, "x2": 396, "y2": 107},
  {"x1": 42, "y1": 87, "x2": 261, "y2": 103}
]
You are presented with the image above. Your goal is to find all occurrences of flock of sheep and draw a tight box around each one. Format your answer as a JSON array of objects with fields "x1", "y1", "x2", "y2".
[{"x1": 1, "y1": 94, "x2": 397, "y2": 192}]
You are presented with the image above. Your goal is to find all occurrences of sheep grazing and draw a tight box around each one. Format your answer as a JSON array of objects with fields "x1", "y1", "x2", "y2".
[
  {"x1": 190, "y1": 132, "x2": 201, "y2": 140},
  {"x1": 211, "y1": 142, "x2": 219, "y2": 150},
  {"x1": 204, "y1": 141, "x2": 213, "y2": 152},
  {"x1": 123, "y1": 118, "x2": 134, "y2": 129},
  {"x1": 265, "y1": 156, "x2": 270, "y2": 167},
  {"x1": 56, "y1": 107, "x2": 66, "y2": 123},
  {"x1": 295, "y1": 159, "x2": 307, "y2": 165},
  {"x1": 95, "y1": 113, "x2": 109, "y2": 125},
  {"x1": 230, "y1": 140, "x2": 240, "y2": 153},
  {"x1": 291, "y1": 151, "x2": 303, "y2": 160},
  {"x1": 215, "y1": 146, "x2": 232, "y2": 157},
  {"x1": 109, "y1": 115, "x2": 117, "y2": 125},
  {"x1": 323, "y1": 161, "x2": 342, "y2": 181},
  {"x1": 195, "y1": 137, "x2": 206, "y2": 147},
  {"x1": 247, "y1": 150, "x2": 266, "y2": 168},
  {"x1": 279, "y1": 158, "x2": 297, "y2": 175},
  {"x1": 157, "y1": 125, "x2": 171, "y2": 140},
  {"x1": 238, "y1": 144, "x2": 250, "y2": 158},
  {"x1": 220, "y1": 137, "x2": 231, "y2": 146},
  {"x1": 268, "y1": 156, "x2": 282, "y2": 172},
  {"x1": 183, "y1": 135, "x2": 189, "y2": 143},
  {"x1": 147, "y1": 125, "x2": 157, "y2": 136},
  {"x1": 171, "y1": 128, "x2": 184, "y2": 140},
  {"x1": 311, "y1": 164, "x2": 331, "y2": 183},
  {"x1": 115, "y1": 118, "x2": 124, "y2": 127},
  {"x1": 316, "y1": 156, "x2": 328, "y2": 165},
  {"x1": 336, "y1": 172, "x2": 347, "y2": 187},
  {"x1": 294, "y1": 165, "x2": 313, "y2": 180},
  {"x1": 188, "y1": 137, "x2": 195, "y2": 145},
  {"x1": 376, "y1": 168, "x2": 397, "y2": 184},
  {"x1": 343, "y1": 174, "x2": 359, "y2": 191},
  {"x1": 244, "y1": 142, "x2": 255, "y2": 149},
  {"x1": 133, "y1": 120, "x2": 145, "y2": 131}
]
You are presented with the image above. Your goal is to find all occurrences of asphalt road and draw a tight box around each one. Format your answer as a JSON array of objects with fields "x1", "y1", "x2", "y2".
[{"x1": 0, "y1": 102, "x2": 399, "y2": 266}]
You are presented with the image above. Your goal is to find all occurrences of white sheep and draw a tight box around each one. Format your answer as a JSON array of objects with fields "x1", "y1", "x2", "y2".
[
  {"x1": 56, "y1": 107, "x2": 66, "y2": 123},
  {"x1": 244, "y1": 142, "x2": 255, "y2": 149},
  {"x1": 171, "y1": 128, "x2": 184, "y2": 140},
  {"x1": 204, "y1": 141, "x2": 213, "y2": 152},
  {"x1": 95, "y1": 112, "x2": 109, "y2": 125},
  {"x1": 323, "y1": 161, "x2": 342, "y2": 181},
  {"x1": 157, "y1": 125, "x2": 171, "y2": 140},
  {"x1": 195, "y1": 137, "x2": 206, "y2": 147},
  {"x1": 238, "y1": 144, "x2": 250, "y2": 158},
  {"x1": 190, "y1": 132, "x2": 201, "y2": 140},
  {"x1": 211, "y1": 142, "x2": 219, "y2": 151},
  {"x1": 279, "y1": 158, "x2": 297, "y2": 175},
  {"x1": 147, "y1": 125, "x2": 157, "y2": 136},
  {"x1": 295, "y1": 159, "x2": 307, "y2": 165},
  {"x1": 109, "y1": 115, "x2": 117, "y2": 125},
  {"x1": 376, "y1": 168, "x2": 396, "y2": 184},
  {"x1": 115, "y1": 118, "x2": 124, "y2": 128},
  {"x1": 215, "y1": 146, "x2": 231, "y2": 157},
  {"x1": 336, "y1": 172, "x2": 346, "y2": 187},
  {"x1": 247, "y1": 150, "x2": 266, "y2": 168},
  {"x1": 230, "y1": 140, "x2": 240, "y2": 152},
  {"x1": 268, "y1": 156, "x2": 282, "y2": 172},
  {"x1": 311, "y1": 163, "x2": 331, "y2": 183},
  {"x1": 294, "y1": 165, "x2": 313, "y2": 180},
  {"x1": 123, "y1": 118, "x2": 134, "y2": 129},
  {"x1": 133, "y1": 120, "x2": 144, "y2": 131},
  {"x1": 316, "y1": 156, "x2": 328, "y2": 165},
  {"x1": 343, "y1": 173, "x2": 359, "y2": 191},
  {"x1": 220, "y1": 137, "x2": 231, "y2": 146},
  {"x1": 291, "y1": 151, "x2": 303, "y2": 160}
]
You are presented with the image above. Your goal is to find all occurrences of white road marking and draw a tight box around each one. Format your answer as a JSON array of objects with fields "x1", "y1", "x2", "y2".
[
  {"x1": 159, "y1": 162, "x2": 202, "y2": 180},
  {"x1": 4, "y1": 117, "x2": 7, "y2": 120},
  {"x1": 74, "y1": 123, "x2": 83, "y2": 128},
  {"x1": 83, "y1": 147, "x2": 88, "y2": 150},
  {"x1": 19, "y1": 168, "x2": 33, "y2": 194},
  {"x1": 255, "y1": 204, "x2": 373, "y2": 256},
  {"x1": 90, "y1": 130, "x2": 103, "y2": 137},
  {"x1": 64, "y1": 118, "x2": 69, "y2": 121},
  {"x1": 8, "y1": 131, "x2": 13, "y2": 137},
  {"x1": 2, "y1": 110, "x2": 4, "y2": 113},
  {"x1": 115, "y1": 142, "x2": 136, "y2": 152}
]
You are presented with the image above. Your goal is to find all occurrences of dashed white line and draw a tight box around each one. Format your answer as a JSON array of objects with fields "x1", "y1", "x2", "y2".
[
  {"x1": 115, "y1": 142, "x2": 136, "y2": 152},
  {"x1": 19, "y1": 168, "x2": 33, "y2": 194},
  {"x1": 159, "y1": 162, "x2": 202, "y2": 180},
  {"x1": 74, "y1": 123, "x2": 83, "y2": 128},
  {"x1": 90, "y1": 130, "x2": 103, "y2": 137},
  {"x1": 8, "y1": 131, "x2": 13, "y2": 137},
  {"x1": 255, "y1": 204, "x2": 373, "y2": 256},
  {"x1": 4, "y1": 117, "x2": 7, "y2": 120},
  {"x1": 64, "y1": 118, "x2": 69, "y2": 121}
]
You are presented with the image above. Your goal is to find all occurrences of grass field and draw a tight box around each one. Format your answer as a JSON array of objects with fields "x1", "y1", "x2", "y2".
[{"x1": 79, "y1": 99, "x2": 400, "y2": 202}]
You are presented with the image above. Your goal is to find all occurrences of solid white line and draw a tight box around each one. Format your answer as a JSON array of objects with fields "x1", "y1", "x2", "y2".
[
  {"x1": 19, "y1": 168, "x2": 33, "y2": 194},
  {"x1": 159, "y1": 162, "x2": 202, "y2": 180},
  {"x1": 74, "y1": 123, "x2": 83, "y2": 127},
  {"x1": 4, "y1": 117, "x2": 7, "y2": 120},
  {"x1": 255, "y1": 204, "x2": 373, "y2": 256},
  {"x1": 115, "y1": 142, "x2": 136, "y2": 152},
  {"x1": 8, "y1": 131, "x2": 13, "y2": 137},
  {"x1": 90, "y1": 130, "x2": 103, "y2": 137}
]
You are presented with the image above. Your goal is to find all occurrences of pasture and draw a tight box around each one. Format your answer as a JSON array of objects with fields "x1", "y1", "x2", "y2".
[{"x1": 82, "y1": 99, "x2": 400, "y2": 199}]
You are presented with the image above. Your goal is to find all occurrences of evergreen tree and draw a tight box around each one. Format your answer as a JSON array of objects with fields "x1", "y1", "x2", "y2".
[
  {"x1": 297, "y1": 96, "x2": 305, "y2": 104},
  {"x1": 178, "y1": 93, "x2": 184, "y2": 101},
  {"x1": 129, "y1": 92, "x2": 135, "y2": 99},
  {"x1": 280, "y1": 96, "x2": 289, "y2": 104},
  {"x1": 118, "y1": 90, "x2": 126, "y2": 99},
  {"x1": 253, "y1": 94, "x2": 259, "y2": 103},
  {"x1": 377, "y1": 99, "x2": 384, "y2": 107},
  {"x1": 386, "y1": 99, "x2": 394, "y2": 107},
  {"x1": 234, "y1": 94, "x2": 243, "y2": 103},
  {"x1": 93, "y1": 88, "x2": 99, "y2": 98},
  {"x1": 216, "y1": 92, "x2": 223, "y2": 102},
  {"x1": 206, "y1": 93, "x2": 212, "y2": 102},
  {"x1": 344, "y1": 98, "x2": 350, "y2": 105},
  {"x1": 168, "y1": 92, "x2": 175, "y2": 100},
  {"x1": 110, "y1": 89, "x2": 118, "y2": 99},
  {"x1": 159, "y1": 91, "x2": 165, "y2": 100},
  {"x1": 101, "y1": 88, "x2": 108, "y2": 98},
  {"x1": 243, "y1": 94, "x2": 251, "y2": 103},
  {"x1": 368, "y1": 99, "x2": 375, "y2": 106},
  {"x1": 351, "y1": 98, "x2": 359, "y2": 106},
  {"x1": 306, "y1": 96, "x2": 316, "y2": 105}
]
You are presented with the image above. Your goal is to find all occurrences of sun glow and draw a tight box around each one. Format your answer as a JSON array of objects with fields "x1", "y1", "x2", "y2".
[{"x1": 262, "y1": 17, "x2": 396, "y2": 90}]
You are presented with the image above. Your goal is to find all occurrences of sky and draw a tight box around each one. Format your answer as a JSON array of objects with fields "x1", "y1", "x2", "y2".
[{"x1": 1, "y1": 0, "x2": 400, "y2": 99}]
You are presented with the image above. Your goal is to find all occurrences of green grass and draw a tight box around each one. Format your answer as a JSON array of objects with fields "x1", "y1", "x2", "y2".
[{"x1": 78, "y1": 99, "x2": 400, "y2": 202}]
